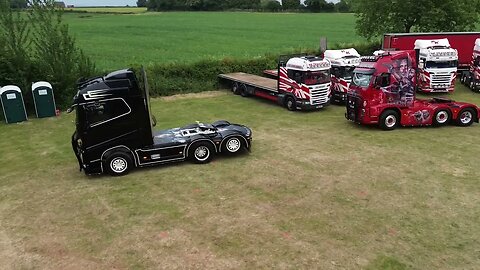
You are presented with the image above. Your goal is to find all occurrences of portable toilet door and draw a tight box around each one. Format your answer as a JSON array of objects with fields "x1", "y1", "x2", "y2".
[
  {"x1": 32, "y1": 81, "x2": 56, "y2": 118},
  {"x1": 0, "y1": 85, "x2": 28, "y2": 124}
]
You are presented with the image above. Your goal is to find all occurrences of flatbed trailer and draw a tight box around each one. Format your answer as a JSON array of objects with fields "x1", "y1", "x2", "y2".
[{"x1": 219, "y1": 55, "x2": 332, "y2": 111}]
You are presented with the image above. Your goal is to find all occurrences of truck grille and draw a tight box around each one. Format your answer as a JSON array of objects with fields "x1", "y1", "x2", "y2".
[
  {"x1": 431, "y1": 74, "x2": 453, "y2": 91},
  {"x1": 310, "y1": 84, "x2": 330, "y2": 105},
  {"x1": 346, "y1": 93, "x2": 361, "y2": 122}
]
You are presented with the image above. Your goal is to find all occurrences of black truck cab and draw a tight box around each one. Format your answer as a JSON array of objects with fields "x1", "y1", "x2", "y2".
[{"x1": 71, "y1": 69, "x2": 252, "y2": 176}]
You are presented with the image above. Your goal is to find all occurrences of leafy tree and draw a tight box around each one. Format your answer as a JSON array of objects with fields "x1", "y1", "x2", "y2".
[
  {"x1": 136, "y1": 0, "x2": 147, "y2": 7},
  {"x1": 282, "y1": 0, "x2": 300, "y2": 10},
  {"x1": 335, "y1": 0, "x2": 350, "y2": 13},
  {"x1": 0, "y1": 0, "x2": 96, "y2": 108},
  {"x1": 9, "y1": 0, "x2": 27, "y2": 8},
  {"x1": 262, "y1": 0, "x2": 281, "y2": 11},
  {"x1": 304, "y1": 0, "x2": 335, "y2": 12},
  {"x1": 354, "y1": 0, "x2": 480, "y2": 39}
]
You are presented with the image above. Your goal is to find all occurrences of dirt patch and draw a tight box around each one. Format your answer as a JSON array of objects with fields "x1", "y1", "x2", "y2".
[{"x1": 157, "y1": 91, "x2": 227, "y2": 102}]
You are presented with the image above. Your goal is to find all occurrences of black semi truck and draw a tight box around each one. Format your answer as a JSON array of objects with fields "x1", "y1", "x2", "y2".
[{"x1": 70, "y1": 69, "x2": 252, "y2": 176}]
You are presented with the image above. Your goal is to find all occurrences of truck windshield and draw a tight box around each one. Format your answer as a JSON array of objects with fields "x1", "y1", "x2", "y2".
[
  {"x1": 304, "y1": 70, "x2": 330, "y2": 85},
  {"x1": 352, "y1": 72, "x2": 372, "y2": 88},
  {"x1": 425, "y1": 60, "x2": 457, "y2": 69},
  {"x1": 341, "y1": 66, "x2": 356, "y2": 79}
]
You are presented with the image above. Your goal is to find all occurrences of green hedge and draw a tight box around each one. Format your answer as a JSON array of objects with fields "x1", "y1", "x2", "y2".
[{"x1": 138, "y1": 40, "x2": 381, "y2": 97}]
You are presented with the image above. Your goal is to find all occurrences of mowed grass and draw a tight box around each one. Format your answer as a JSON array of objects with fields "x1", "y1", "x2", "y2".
[
  {"x1": 64, "y1": 12, "x2": 359, "y2": 70},
  {"x1": 1, "y1": 84, "x2": 480, "y2": 269}
]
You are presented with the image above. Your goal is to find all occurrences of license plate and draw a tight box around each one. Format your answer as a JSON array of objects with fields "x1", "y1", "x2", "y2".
[{"x1": 316, "y1": 105, "x2": 323, "y2": 109}]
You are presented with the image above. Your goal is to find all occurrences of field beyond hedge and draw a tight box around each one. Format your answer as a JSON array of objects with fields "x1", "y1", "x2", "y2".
[
  {"x1": 65, "y1": 12, "x2": 360, "y2": 70},
  {"x1": 1, "y1": 84, "x2": 480, "y2": 269}
]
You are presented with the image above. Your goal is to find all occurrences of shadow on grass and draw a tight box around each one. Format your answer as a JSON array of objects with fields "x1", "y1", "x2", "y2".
[{"x1": 83, "y1": 150, "x2": 251, "y2": 180}]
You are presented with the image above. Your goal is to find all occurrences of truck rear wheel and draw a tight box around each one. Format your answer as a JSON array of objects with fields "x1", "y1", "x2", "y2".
[
  {"x1": 189, "y1": 142, "x2": 214, "y2": 164},
  {"x1": 456, "y1": 108, "x2": 475, "y2": 127},
  {"x1": 104, "y1": 152, "x2": 133, "y2": 176},
  {"x1": 433, "y1": 109, "x2": 450, "y2": 126},
  {"x1": 379, "y1": 110, "x2": 399, "y2": 130}
]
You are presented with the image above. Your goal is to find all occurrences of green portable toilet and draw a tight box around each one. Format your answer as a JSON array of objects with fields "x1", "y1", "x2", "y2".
[
  {"x1": 32, "y1": 81, "x2": 56, "y2": 118},
  {"x1": 0, "y1": 85, "x2": 28, "y2": 124}
]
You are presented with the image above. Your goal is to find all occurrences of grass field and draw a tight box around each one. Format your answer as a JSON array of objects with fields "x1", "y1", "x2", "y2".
[
  {"x1": 64, "y1": 12, "x2": 360, "y2": 70},
  {"x1": 1, "y1": 83, "x2": 480, "y2": 269}
]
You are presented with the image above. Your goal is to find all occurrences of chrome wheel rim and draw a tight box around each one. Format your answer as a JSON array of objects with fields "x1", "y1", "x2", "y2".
[
  {"x1": 194, "y1": 146, "x2": 210, "y2": 161},
  {"x1": 226, "y1": 138, "x2": 241, "y2": 152},
  {"x1": 385, "y1": 115, "x2": 396, "y2": 128},
  {"x1": 436, "y1": 111, "x2": 449, "y2": 124},
  {"x1": 460, "y1": 111, "x2": 473, "y2": 124},
  {"x1": 110, "y1": 157, "x2": 127, "y2": 173}
]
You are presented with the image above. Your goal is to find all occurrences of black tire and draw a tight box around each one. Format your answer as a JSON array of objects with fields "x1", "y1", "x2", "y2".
[
  {"x1": 470, "y1": 79, "x2": 478, "y2": 92},
  {"x1": 104, "y1": 152, "x2": 133, "y2": 176},
  {"x1": 222, "y1": 136, "x2": 243, "y2": 154},
  {"x1": 379, "y1": 110, "x2": 399, "y2": 130},
  {"x1": 456, "y1": 108, "x2": 476, "y2": 127},
  {"x1": 433, "y1": 109, "x2": 451, "y2": 126},
  {"x1": 239, "y1": 84, "x2": 248, "y2": 97},
  {"x1": 189, "y1": 142, "x2": 214, "y2": 164},
  {"x1": 285, "y1": 96, "x2": 296, "y2": 111},
  {"x1": 232, "y1": 82, "x2": 240, "y2": 95},
  {"x1": 460, "y1": 73, "x2": 466, "y2": 85}
]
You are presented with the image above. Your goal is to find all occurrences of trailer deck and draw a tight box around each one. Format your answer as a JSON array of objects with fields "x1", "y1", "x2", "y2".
[{"x1": 218, "y1": 72, "x2": 278, "y2": 92}]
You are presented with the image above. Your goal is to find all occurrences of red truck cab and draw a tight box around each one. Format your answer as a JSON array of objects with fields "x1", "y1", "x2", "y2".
[{"x1": 346, "y1": 50, "x2": 480, "y2": 130}]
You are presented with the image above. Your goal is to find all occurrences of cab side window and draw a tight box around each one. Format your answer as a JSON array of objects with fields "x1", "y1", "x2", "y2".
[{"x1": 85, "y1": 99, "x2": 130, "y2": 126}]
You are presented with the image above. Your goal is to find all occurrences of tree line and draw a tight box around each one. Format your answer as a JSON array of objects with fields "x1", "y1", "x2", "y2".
[{"x1": 137, "y1": 0, "x2": 351, "y2": 13}]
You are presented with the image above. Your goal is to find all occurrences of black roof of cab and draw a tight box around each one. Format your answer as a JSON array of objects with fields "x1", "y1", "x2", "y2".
[{"x1": 73, "y1": 68, "x2": 141, "y2": 105}]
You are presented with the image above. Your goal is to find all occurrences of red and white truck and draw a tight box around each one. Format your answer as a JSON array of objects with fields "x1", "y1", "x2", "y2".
[
  {"x1": 460, "y1": 38, "x2": 480, "y2": 92},
  {"x1": 345, "y1": 50, "x2": 480, "y2": 130},
  {"x1": 323, "y1": 48, "x2": 361, "y2": 104},
  {"x1": 219, "y1": 55, "x2": 331, "y2": 111},
  {"x1": 414, "y1": 39, "x2": 458, "y2": 93},
  {"x1": 383, "y1": 32, "x2": 480, "y2": 71}
]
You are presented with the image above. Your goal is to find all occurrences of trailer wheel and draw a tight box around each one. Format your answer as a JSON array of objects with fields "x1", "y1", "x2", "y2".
[
  {"x1": 470, "y1": 79, "x2": 478, "y2": 92},
  {"x1": 433, "y1": 109, "x2": 450, "y2": 126},
  {"x1": 189, "y1": 142, "x2": 214, "y2": 164},
  {"x1": 379, "y1": 110, "x2": 399, "y2": 130},
  {"x1": 460, "y1": 73, "x2": 467, "y2": 85},
  {"x1": 285, "y1": 96, "x2": 296, "y2": 111},
  {"x1": 456, "y1": 108, "x2": 475, "y2": 127},
  {"x1": 222, "y1": 136, "x2": 243, "y2": 154},
  {"x1": 232, "y1": 82, "x2": 241, "y2": 95},
  {"x1": 104, "y1": 152, "x2": 133, "y2": 176},
  {"x1": 239, "y1": 84, "x2": 248, "y2": 97}
]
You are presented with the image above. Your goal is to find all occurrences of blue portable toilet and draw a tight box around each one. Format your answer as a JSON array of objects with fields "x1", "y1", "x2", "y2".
[
  {"x1": 32, "y1": 81, "x2": 56, "y2": 118},
  {"x1": 0, "y1": 85, "x2": 28, "y2": 124}
]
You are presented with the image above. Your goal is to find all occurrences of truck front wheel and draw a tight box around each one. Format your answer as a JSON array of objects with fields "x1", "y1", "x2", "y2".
[
  {"x1": 285, "y1": 96, "x2": 296, "y2": 111},
  {"x1": 104, "y1": 152, "x2": 133, "y2": 176},
  {"x1": 379, "y1": 110, "x2": 399, "y2": 130}
]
